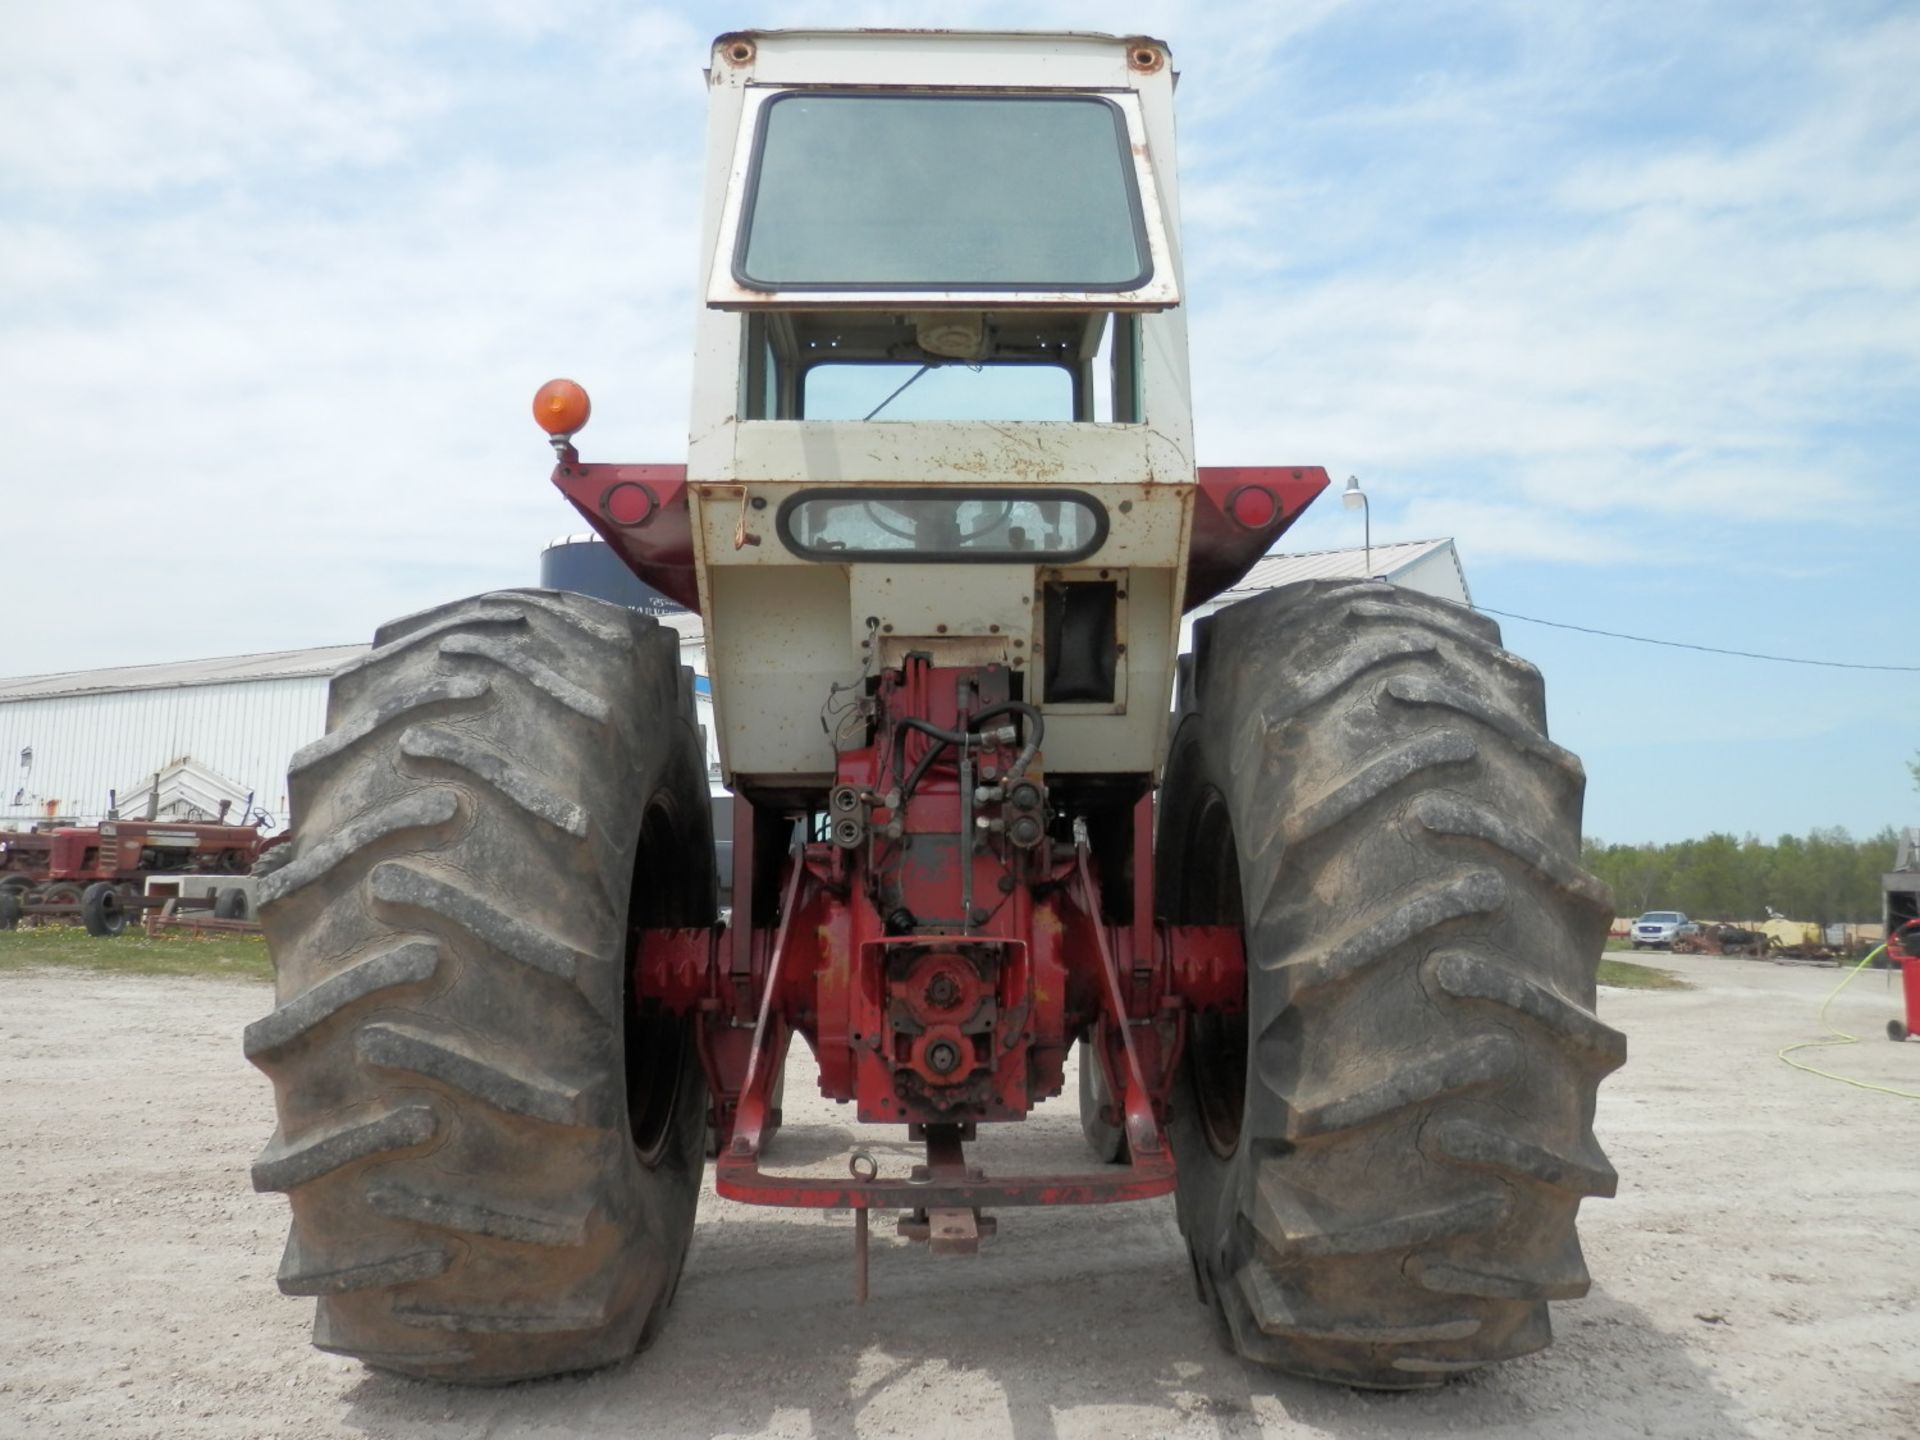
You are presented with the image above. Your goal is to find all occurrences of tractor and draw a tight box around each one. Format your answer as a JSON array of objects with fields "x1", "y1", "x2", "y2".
[
  {"x1": 0, "y1": 817, "x2": 270, "y2": 933},
  {"x1": 247, "y1": 29, "x2": 1620, "y2": 1390}
]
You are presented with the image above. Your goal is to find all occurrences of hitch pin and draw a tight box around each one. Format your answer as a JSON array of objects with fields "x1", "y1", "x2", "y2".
[
  {"x1": 854, "y1": 1210, "x2": 869, "y2": 1303},
  {"x1": 850, "y1": 1150, "x2": 878, "y2": 1302}
]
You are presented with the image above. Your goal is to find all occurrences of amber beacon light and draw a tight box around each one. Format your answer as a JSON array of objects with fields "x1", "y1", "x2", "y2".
[{"x1": 533, "y1": 378, "x2": 592, "y2": 437}]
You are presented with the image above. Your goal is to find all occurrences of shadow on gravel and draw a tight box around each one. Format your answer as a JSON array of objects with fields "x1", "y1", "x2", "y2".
[
  {"x1": 329, "y1": 1211, "x2": 1744, "y2": 1440},
  {"x1": 1236, "y1": 1285, "x2": 1749, "y2": 1440},
  {"x1": 753, "y1": 1123, "x2": 866, "y2": 1170}
]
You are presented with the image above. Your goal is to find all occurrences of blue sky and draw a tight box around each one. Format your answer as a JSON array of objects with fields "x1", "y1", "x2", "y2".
[{"x1": 3, "y1": 1, "x2": 1916, "y2": 845}]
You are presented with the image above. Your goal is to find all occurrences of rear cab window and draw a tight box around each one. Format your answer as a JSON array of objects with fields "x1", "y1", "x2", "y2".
[{"x1": 711, "y1": 86, "x2": 1178, "y2": 427}]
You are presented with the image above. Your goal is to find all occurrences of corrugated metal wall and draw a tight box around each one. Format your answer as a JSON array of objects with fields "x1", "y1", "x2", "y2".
[
  {"x1": 1, "y1": 673, "x2": 723, "y2": 832},
  {"x1": 0, "y1": 677, "x2": 330, "y2": 831}
]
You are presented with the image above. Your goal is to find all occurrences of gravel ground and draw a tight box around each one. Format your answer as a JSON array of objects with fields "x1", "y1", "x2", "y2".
[{"x1": 2, "y1": 952, "x2": 1916, "y2": 1438}]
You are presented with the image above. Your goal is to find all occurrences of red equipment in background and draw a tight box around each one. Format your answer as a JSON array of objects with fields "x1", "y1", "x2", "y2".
[
  {"x1": 1891, "y1": 919, "x2": 1920, "y2": 1043},
  {"x1": 3, "y1": 818, "x2": 266, "y2": 892},
  {"x1": 47, "y1": 819, "x2": 266, "y2": 885},
  {"x1": 0, "y1": 818, "x2": 278, "y2": 930},
  {"x1": 0, "y1": 830, "x2": 55, "y2": 892}
]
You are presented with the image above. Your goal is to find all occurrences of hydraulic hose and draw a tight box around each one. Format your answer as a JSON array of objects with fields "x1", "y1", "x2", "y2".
[
  {"x1": 896, "y1": 718, "x2": 970, "y2": 802},
  {"x1": 1777, "y1": 944, "x2": 1920, "y2": 1099},
  {"x1": 966, "y1": 701, "x2": 1045, "y2": 783},
  {"x1": 897, "y1": 702, "x2": 1046, "y2": 803}
]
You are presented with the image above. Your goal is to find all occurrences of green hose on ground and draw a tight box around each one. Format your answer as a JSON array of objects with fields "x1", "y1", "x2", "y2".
[{"x1": 1778, "y1": 944, "x2": 1920, "y2": 1098}]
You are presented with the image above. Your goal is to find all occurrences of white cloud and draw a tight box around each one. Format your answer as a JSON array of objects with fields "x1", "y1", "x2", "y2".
[
  {"x1": 1174, "y1": 5, "x2": 1920, "y2": 553},
  {"x1": 0, "y1": 6, "x2": 709, "y2": 670},
  {"x1": 1394, "y1": 498, "x2": 1635, "y2": 567},
  {"x1": 0, "y1": 4, "x2": 454, "y2": 194}
]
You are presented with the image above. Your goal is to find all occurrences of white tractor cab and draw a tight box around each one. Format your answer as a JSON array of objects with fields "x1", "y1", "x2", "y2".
[
  {"x1": 558, "y1": 29, "x2": 1321, "y2": 798},
  {"x1": 691, "y1": 31, "x2": 1189, "y2": 793}
]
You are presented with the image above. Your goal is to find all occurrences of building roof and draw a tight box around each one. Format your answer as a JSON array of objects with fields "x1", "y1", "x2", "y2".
[
  {"x1": 657, "y1": 611, "x2": 705, "y2": 642},
  {"x1": 1199, "y1": 537, "x2": 1468, "y2": 612},
  {"x1": 1238, "y1": 536, "x2": 1459, "y2": 592},
  {"x1": 0, "y1": 645, "x2": 372, "y2": 704}
]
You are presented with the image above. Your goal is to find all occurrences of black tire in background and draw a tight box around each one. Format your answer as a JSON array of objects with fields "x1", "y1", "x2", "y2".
[
  {"x1": 1163, "y1": 579, "x2": 1624, "y2": 1389},
  {"x1": 81, "y1": 881, "x2": 127, "y2": 937},
  {"x1": 1076, "y1": 1036, "x2": 1129, "y2": 1164},
  {"x1": 0, "y1": 889, "x2": 21, "y2": 930},
  {"x1": 214, "y1": 887, "x2": 250, "y2": 921},
  {"x1": 245, "y1": 589, "x2": 715, "y2": 1384},
  {"x1": 42, "y1": 882, "x2": 82, "y2": 912}
]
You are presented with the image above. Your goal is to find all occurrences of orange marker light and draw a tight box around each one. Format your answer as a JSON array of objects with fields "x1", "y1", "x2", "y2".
[{"x1": 533, "y1": 378, "x2": 592, "y2": 436}]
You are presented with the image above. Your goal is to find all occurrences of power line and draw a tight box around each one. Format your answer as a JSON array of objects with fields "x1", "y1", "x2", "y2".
[{"x1": 1474, "y1": 605, "x2": 1920, "y2": 673}]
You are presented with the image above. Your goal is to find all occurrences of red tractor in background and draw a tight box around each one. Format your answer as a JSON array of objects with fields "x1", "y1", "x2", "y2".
[
  {"x1": 0, "y1": 818, "x2": 276, "y2": 934},
  {"x1": 0, "y1": 829, "x2": 55, "y2": 894},
  {"x1": 246, "y1": 29, "x2": 1620, "y2": 1392}
]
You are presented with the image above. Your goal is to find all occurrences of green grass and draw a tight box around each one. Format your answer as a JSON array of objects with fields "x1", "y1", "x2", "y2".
[
  {"x1": 1597, "y1": 957, "x2": 1690, "y2": 990},
  {"x1": 0, "y1": 926, "x2": 1693, "y2": 992},
  {"x1": 0, "y1": 924, "x2": 271, "y2": 981}
]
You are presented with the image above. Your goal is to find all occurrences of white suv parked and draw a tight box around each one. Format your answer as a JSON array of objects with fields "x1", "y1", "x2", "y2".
[{"x1": 1632, "y1": 911, "x2": 1688, "y2": 950}]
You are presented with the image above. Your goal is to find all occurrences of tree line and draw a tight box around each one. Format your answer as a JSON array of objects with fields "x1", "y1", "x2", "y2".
[{"x1": 1583, "y1": 827, "x2": 1905, "y2": 925}]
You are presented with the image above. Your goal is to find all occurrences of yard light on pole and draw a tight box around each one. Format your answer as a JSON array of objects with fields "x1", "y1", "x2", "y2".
[{"x1": 1342, "y1": 474, "x2": 1370, "y2": 578}]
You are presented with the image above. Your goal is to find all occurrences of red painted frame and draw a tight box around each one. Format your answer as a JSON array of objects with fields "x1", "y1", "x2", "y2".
[
  {"x1": 550, "y1": 455, "x2": 1329, "y2": 615},
  {"x1": 632, "y1": 656, "x2": 1247, "y2": 1219}
]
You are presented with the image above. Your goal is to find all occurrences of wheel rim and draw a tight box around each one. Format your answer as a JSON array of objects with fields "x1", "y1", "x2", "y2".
[
  {"x1": 625, "y1": 1014, "x2": 687, "y2": 1165},
  {"x1": 1170, "y1": 785, "x2": 1249, "y2": 1159},
  {"x1": 624, "y1": 794, "x2": 703, "y2": 1166}
]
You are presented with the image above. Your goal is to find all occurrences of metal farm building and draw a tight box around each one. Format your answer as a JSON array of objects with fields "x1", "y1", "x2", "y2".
[{"x1": 0, "y1": 648, "x2": 362, "y2": 831}]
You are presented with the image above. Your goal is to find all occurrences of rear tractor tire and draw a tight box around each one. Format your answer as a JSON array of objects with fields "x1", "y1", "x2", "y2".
[
  {"x1": 245, "y1": 589, "x2": 717, "y2": 1384},
  {"x1": 1162, "y1": 579, "x2": 1624, "y2": 1389}
]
